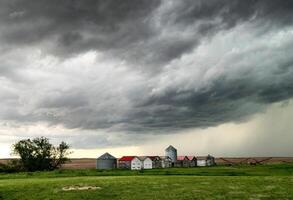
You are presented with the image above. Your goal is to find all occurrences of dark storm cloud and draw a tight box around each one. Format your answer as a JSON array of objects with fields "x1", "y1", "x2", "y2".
[
  {"x1": 168, "y1": 0, "x2": 293, "y2": 27},
  {"x1": 1, "y1": 0, "x2": 293, "y2": 66},
  {"x1": 0, "y1": 0, "x2": 293, "y2": 135},
  {"x1": 133, "y1": 70, "x2": 293, "y2": 130},
  {"x1": 0, "y1": 0, "x2": 161, "y2": 63}
]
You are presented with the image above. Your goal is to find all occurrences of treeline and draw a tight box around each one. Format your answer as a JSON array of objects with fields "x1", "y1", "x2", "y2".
[{"x1": 0, "y1": 137, "x2": 71, "y2": 173}]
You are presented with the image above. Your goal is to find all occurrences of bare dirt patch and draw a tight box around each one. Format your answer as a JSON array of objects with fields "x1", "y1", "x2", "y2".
[{"x1": 62, "y1": 185, "x2": 101, "y2": 191}]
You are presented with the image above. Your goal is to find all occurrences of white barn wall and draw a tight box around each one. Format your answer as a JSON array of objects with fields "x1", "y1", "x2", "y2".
[
  {"x1": 197, "y1": 160, "x2": 207, "y2": 167},
  {"x1": 143, "y1": 157, "x2": 152, "y2": 169},
  {"x1": 131, "y1": 157, "x2": 142, "y2": 170}
]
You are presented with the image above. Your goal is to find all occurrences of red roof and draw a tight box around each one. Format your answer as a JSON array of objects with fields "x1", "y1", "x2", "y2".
[
  {"x1": 118, "y1": 156, "x2": 136, "y2": 161},
  {"x1": 177, "y1": 156, "x2": 188, "y2": 161},
  {"x1": 187, "y1": 156, "x2": 196, "y2": 160}
]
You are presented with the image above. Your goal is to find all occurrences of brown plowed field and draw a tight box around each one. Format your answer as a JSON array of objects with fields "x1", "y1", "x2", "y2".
[{"x1": 61, "y1": 158, "x2": 96, "y2": 169}]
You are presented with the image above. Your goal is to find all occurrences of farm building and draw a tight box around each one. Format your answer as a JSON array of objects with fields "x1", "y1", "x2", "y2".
[
  {"x1": 207, "y1": 155, "x2": 215, "y2": 166},
  {"x1": 197, "y1": 155, "x2": 215, "y2": 166},
  {"x1": 139, "y1": 156, "x2": 153, "y2": 169},
  {"x1": 118, "y1": 156, "x2": 143, "y2": 170},
  {"x1": 165, "y1": 145, "x2": 177, "y2": 165},
  {"x1": 118, "y1": 156, "x2": 135, "y2": 169},
  {"x1": 117, "y1": 145, "x2": 215, "y2": 170},
  {"x1": 148, "y1": 156, "x2": 162, "y2": 168},
  {"x1": 188, "y1": 156, "x2": 197, "y2": 167},
  {"x1": 131, "y1": 157, "x2": 143, "y2": 170},
  {"x1": 160, "y1": 156, "x2": 172, "y2": 168},
  {"x1": 175, "y1": 156, "x2": 190, "y2": 167},
  {"x1": 96, "y1": 152, "x2": 117, "y2": 169}
]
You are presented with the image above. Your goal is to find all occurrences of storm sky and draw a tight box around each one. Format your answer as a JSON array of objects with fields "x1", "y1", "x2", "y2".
[{"x1": 1, "y1": 0, "x2": 293, "y2": 157}]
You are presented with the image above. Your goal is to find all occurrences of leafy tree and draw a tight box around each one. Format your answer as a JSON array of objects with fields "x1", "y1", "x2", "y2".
[{"x1": 12, "y1": 137, "x2": 71, "y2": 171}]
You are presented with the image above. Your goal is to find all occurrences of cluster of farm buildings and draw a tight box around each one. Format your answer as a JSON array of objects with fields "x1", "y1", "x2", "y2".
[{"x1": 96, "y1": 145, "x2": 215, "y2": 170}]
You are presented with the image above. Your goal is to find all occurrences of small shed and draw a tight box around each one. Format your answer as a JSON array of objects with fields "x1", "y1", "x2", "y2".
[{"x1": 96, "y1": 152, "x2": 117, "y2": 169}]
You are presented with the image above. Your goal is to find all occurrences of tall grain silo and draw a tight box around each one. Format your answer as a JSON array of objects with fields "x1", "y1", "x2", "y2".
[
  {"x1": 165, "y1": 145, "x2": 177, "y2": 164},
  {"x1": 96, "y1": 152, "x2": 117, "y2": 169}
]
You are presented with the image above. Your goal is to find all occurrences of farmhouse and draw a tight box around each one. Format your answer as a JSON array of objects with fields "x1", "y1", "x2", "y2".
[{"x1": 96, "y1": 152, "x2": 117, "y2": 170}]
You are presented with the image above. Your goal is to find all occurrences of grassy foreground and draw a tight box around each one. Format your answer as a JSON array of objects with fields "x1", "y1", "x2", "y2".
[{"x1": 0, "y1": 164, "x2": 293, "y2": 200}]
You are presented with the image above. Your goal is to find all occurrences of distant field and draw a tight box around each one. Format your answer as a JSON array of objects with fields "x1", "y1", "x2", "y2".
[
  {"x1": 1, "y1": 157, "x2": 293, "y2": 169},
  {"x1": 0, "y1": 164, "x2": 293, "y2": 200},
  {"x1": 62, "y1": 157, "x2": 293, "y2": 169}
]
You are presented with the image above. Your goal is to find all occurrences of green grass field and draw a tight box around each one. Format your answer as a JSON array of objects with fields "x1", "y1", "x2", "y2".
[{"x1": 0, "y1": 164, "x2": 293, "y2": 200}]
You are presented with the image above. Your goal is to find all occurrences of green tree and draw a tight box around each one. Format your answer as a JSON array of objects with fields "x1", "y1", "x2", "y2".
[{"x1": 12, "y1": 137, "x2": 71, "y2": 171}]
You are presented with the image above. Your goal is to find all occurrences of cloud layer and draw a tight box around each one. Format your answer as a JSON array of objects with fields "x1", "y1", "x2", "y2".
[{"x1": 0, "y1": 0, "x2": 293, "y2": 138}]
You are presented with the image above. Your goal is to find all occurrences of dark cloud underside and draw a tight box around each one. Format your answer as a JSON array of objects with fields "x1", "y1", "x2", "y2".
[
  {"x1": 1, "y1": 0, "x2": 293, "y2": 65},
  {"x1": 0, "y1": 0, "x2": 293, "y2": 133}
]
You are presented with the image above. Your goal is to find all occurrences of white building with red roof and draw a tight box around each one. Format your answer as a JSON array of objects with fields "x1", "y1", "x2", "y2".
[
  {"x1": 117, "y1": 145, "x2": 215, "y2": 170},
  {"x1": 118, "y1": 156, "x2": 143, "y2": 170}
]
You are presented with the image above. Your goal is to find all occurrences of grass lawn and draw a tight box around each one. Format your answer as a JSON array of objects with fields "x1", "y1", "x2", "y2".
[{"x1": 0, "y1": 164, "x2": 293, "y2": 200}]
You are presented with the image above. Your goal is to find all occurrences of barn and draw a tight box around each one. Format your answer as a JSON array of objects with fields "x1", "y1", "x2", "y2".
[
  {"x1": 118, "y1": 156, "x2": 143, "y2": 170},
  {"x1": 118, "y1": 156, "x2": 135, "y2": 169},
  {"x1": 96, "y1": 152, "x2": 117, "y2": 169}
]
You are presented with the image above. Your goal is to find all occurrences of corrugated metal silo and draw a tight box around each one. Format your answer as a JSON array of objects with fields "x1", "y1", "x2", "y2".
[
  {"x1": 165, "y1": 145, "x2": 177, "y2": 164},
  {"x1": 96, "y1": 152, "x2": 117, "y2": 169}
]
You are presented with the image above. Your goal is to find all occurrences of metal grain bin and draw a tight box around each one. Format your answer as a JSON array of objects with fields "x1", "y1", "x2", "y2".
[
  {"x1": 96, "y1": 152, "x2": 117, "y2": 169},
  {"x1": 165, "y1": 145, "x2": 177, "y2": 164}
]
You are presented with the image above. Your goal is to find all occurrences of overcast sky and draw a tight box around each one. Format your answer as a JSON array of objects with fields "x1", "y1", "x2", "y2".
[{"x1": 1, "y1": 0, "x2": 293, "y2": 158}]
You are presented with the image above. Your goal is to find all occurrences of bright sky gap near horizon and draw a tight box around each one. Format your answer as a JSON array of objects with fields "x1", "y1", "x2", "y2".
[{"x1": 0, "y1": 0, "x2": 293, "y2": 158}]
